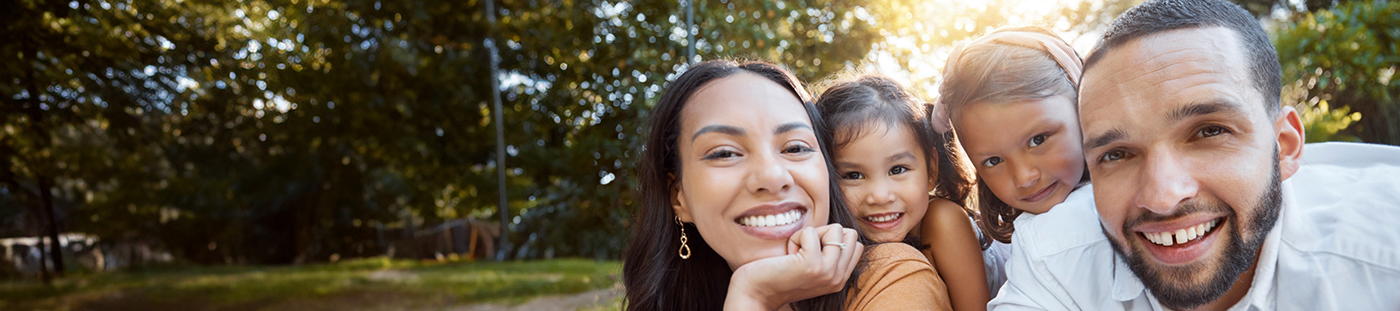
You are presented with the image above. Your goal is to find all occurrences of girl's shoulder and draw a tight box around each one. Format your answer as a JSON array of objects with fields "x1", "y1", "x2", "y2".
[
  {"x1": 923, "y1": 198, "x2": 975, "y2": 233},
  {"x1": 863, "y1": 242, "x2": 931, "y2": 265},
  {"x1": 848, "y1": 243, "x2": 952, "y2": 311}
]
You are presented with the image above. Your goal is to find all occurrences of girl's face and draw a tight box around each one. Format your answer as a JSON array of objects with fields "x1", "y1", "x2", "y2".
[
  {"x1": 833, "y1": 124, "x2": 933, "y2": 242},
  {"x1": 955, "y1": 95, "x2": 1084, "y2": 214},
  {"x1": 672, "y1": 73, "x2": 831, "y2": 270}
]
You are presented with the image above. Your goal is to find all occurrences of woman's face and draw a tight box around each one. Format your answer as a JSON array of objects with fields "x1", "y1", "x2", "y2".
[
  {"x1": 833, "y1": 124, "x2": 933, "y2": 242},
  {"x1": 954, "y1": 95, "x2": 1084, "y2": 214},
  {"x1": 672, "y1": 72, "x2": 831, "y2": 270}
]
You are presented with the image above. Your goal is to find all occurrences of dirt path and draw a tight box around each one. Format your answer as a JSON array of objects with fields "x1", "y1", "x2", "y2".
[{"x1": 449, "y1": 286, "x2": 621, "y2": 311}]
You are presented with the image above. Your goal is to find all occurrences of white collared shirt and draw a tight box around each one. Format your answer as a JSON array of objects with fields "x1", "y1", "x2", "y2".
[{"x1": 987, "y1": 142, "x2": 1400, "y2": 311}]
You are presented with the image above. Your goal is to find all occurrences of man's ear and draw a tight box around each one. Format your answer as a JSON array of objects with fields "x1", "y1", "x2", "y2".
[
  {"x1": 1274, "y1": 106, "x2": 1305, "y2": 180},
  {"x1": 670, "y1": 173, "x2": 694, "y2": 223}
]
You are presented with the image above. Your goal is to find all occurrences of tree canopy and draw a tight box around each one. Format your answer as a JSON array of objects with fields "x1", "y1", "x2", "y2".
[{"x1": 2, "y1": 0, "x2": 1394, "y2": 268}]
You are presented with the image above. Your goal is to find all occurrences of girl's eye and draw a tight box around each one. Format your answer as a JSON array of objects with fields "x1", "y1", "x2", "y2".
[
  {"x1": 982, "y1": 157, "x2": 1003, "y2": 167},
  {"x1": 1197, "y1": 125, "x2": 1228, "y2": 138},
  {"x1": 841, "y1": 171, "x2": 865, "y2": 180},
  {"x1": 702, "y1": 149, "x2": 738, "y2": 160},
  {"x1": 1029, "y1": 134, "x2": 1047, "y2": 147},
  {"x1": 1099, "y1": 149, "x2": 1127, "y2": 163},
  {"x1": 782, "y1": 143, "x2": 815, "y2": 154},
  {"x1": 889, "y1": 165, "x2": 909, "y2": 175}
]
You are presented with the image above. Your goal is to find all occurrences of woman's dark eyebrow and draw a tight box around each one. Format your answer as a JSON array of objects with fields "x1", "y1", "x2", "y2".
[
  {"x1": 774, "y1": 122, "x2": 812, "y2": 135},
  {"x1": 691, "y1": 125, "x2": 745, "y2": 142}
]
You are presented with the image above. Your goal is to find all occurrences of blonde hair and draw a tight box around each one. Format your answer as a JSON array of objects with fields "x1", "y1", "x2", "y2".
[{"x1": 937, "y1": 26, "x2": 1084, "y2": 244}]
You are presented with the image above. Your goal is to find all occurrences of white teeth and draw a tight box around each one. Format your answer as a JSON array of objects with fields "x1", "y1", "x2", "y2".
[
  {"x1": 740, "y1": 210, "x2": 802, "y2": 227},
  {"x1": 864, "y1": 213, "x2": 902, "y2": 223},
  {"x1": 1144, "y1": 219, "x2": 1221, "y2": 247}
]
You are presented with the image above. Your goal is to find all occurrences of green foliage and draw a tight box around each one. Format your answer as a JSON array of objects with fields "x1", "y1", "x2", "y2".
[
  {"x1": 1273, "y1": 0, "x2": 1400, "y2": 144},
  {"x1": 0, "y1": 258, "x2": 622, "y2": 310},
  {"x1": 6, "y1": 0, "x2": 1389, "y2": 268},
  {"x1": 0, "y1": 0, "x2": 940, "y2": 263},
  {"x1": 1299, "y1": 100, "x2": 1363, "y2": 142}
]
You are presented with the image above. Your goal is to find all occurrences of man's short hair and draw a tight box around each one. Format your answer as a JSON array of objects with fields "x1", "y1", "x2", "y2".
[{"x1": 1083, "y1": 0, "x2": 1282, "y2": 117}]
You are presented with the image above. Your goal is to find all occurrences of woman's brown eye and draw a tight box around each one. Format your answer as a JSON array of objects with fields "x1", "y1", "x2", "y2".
[
  {"x1": 782, "y1": 144, "x2": 814, "y2": 154},
  {"x1": 703, "y1": 150, "x2": 736, "y2": 160}
]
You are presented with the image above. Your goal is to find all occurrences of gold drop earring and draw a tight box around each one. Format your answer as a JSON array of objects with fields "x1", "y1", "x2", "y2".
[{"x1": 676, "y1": 216, "x2": 691, "y2": 259}]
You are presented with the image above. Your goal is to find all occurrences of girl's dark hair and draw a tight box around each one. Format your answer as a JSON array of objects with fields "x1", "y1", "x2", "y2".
[
  {"x1": 813, "y1": 73, "x2": 980, "y2": 248},
  {"x1": 622, "y1": 59, "x2": 867, "y2": 311},
  {"x1": 938, "y1": 26, "x2": 1090, "y2": 244}
]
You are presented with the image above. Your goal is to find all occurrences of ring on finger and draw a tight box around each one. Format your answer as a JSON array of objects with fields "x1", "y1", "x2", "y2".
[{"x1": 823, "y1": 242, "x2": 847, "y2": 250}]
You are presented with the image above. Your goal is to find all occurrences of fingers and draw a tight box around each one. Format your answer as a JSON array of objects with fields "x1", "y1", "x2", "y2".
[
  {"x1": 818, "y1": 224, "x2": 844, "y2": 279},
  {"x1": 838, "y1": 228, "x2": 862, "y2": 285},
  {"x1": 797, "y1": 226, "x2": 821, "y2": 258},
  {"x1": 787, "y1": 226, "x2": 804, "y2": 255},
  {"x1": 833, "y1": 228, "x2": 858, "y2": 278}
]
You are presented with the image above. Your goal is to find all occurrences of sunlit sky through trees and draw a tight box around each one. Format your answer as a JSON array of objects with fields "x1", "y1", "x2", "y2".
[{"x1": 3, "y1": 0, "x2": 1390, "y2": 263}]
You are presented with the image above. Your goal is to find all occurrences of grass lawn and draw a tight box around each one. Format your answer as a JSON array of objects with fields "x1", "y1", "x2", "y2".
[{"x1": 0, "y1": 257, "x2": 622, "y2": 311}]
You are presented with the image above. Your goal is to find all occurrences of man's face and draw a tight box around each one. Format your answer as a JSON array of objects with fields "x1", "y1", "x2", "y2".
[{"x1": 1079, "y1": 27, "x2": 1302, "y2": 310}]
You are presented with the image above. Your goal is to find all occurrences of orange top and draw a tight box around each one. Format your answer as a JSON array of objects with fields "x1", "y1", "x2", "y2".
[{"x1": 845, "y1": 243, "x2": 953, "y2": 311}]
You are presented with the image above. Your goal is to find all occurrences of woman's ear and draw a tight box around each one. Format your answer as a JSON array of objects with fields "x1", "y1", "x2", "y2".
[{"x1": 670, "y1": 173, "x2": 694, "y2": 223}]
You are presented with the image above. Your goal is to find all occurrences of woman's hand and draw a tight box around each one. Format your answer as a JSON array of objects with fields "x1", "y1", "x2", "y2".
[{"x1": 724, "y1": 224, "x2": 864, "y2": 310}]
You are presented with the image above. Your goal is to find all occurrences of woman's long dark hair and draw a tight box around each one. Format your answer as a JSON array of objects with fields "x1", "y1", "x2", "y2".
[{"x1": 622, "y1": 60, "x2": 868, "y2": 311}]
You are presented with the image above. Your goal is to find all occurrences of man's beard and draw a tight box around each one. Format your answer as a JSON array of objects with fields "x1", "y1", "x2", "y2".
[{"x1": 1105, "y1": 152, "x2": 1282, "y2": 310}]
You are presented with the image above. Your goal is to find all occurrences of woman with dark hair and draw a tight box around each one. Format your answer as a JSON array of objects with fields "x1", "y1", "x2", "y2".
[{"x1": 623, "y1": 60, "x2": 949, "y2": 311}]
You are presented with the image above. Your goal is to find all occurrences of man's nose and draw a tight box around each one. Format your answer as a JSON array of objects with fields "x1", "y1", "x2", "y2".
[{"x1": 1133, "y1": 150, "x2": 1198, "y2": 215}]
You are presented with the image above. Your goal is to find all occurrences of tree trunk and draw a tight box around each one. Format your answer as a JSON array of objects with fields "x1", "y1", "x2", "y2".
[
  {"x1": 37, "y1": 234, "x2": 50, "y2": 283},
  {"x1": 39, "y1": 176, "x2": 64, "y2": 276},
  {"x1": 24, "y1": 40, "x2": 65, "y2": 277}
]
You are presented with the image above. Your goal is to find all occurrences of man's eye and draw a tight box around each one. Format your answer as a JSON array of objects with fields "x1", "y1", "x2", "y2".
[
  {"x1": 1197, "y1": 125, "x2": 1227, "y2": 138},
  {"x1": 1029, "y1": 134, "x2": 1047, "y2": 147},
  {"x1": 841, "y1": 172, "x2": 865, "y2": 180},
  {"x1": 1099, "y1": 149, "x2": 1127, "y2": 163},
  {"x1": 982, "y1": 157, "x2": 1002, "y2": 167},
  {"x1": 889, "y1": 166, "x2": 909, "y2": 175},
  {"x1": 703, "y1": 150, "x2": 737, "y2": 160}
]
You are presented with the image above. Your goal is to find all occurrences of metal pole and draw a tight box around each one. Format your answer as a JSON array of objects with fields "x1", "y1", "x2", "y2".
[
  {"x1": 484, "y1": 0, "x2": 509, "y2": 261},
  {"x1": 686, "y1": 0, "x2": 695, "y2": 64}
]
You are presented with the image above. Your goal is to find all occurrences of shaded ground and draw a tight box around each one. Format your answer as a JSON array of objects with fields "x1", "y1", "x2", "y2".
[{"x1": 0, "y1": 258, "x2": 622, "y2": 311}]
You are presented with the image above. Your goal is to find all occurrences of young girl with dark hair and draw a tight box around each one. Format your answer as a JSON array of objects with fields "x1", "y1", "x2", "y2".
[
  {"x1": 622, "y1": 60, "x2": 949, "y2": 311},
  {"x1": 814, "y1": 73, "x2": 990, "y2": 310}
]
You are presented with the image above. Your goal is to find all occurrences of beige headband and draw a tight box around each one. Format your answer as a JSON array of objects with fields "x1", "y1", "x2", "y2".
[{"x1": 931, "y1": 30, "x2": 1082, "y2": 134}]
